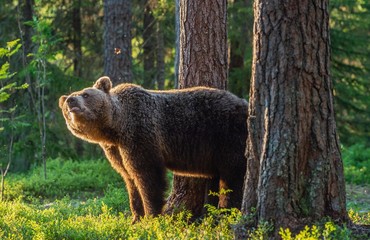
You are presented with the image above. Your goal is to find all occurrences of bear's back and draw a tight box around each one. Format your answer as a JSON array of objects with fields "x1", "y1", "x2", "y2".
[{"x1": 150, "y1": 87, "x2": 247, "y2": 175}]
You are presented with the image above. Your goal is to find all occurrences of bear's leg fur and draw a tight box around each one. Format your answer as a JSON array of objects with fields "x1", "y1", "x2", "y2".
[
  {"x1": 218, "y1": 157, "x2": 246, "y2": 209},
  {"x1": 126, "y1": 179, "x2": 145, "y2": 222},
  {"x1": 100, "y1": 144, "x2": 144, "y2": 221},
  {"x1": 119, "y1": 148, "x2": 168, "y2": 217}
]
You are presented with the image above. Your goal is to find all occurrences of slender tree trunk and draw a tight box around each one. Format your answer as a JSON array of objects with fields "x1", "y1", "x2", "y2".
[
  {"x1": 1, "y1": 114, "x2": 15, "y2": 201},
  {"x1": 72, "y1": 0, "x2": 82, "y2": 77},
  {"x1": 165, "y1": 0, "x2": 228, "y2": 218},
  {"x1": 18, "y1": 0, "x2": 35, "y2": 110},
  {"x1": 156, "y1": 21, "x2": 165, "y2": 90},
  {"x1": 0, "y1": 171, "x2": 4, "y2": 202},
  {"x1": 174, "y1": 0, "x2": 180, "y2": 89},
  {"x1": 242, "y1": 0, "x2": 347, "y2": 235},
  {"x1": 103, "y1": 0, "x2": 132, "y2": 85},
  {"x1": 142, "y1": 0, "x2": 156, "y2": 89},
  {"x1": 71, "y1": 0, "x2": 84, "y2": 156}
]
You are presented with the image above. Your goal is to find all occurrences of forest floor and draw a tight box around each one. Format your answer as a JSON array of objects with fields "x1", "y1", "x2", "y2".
[
  {"x1": 1, "y1": 159, "x2": 370, "y2": 239},
  {"x1": 346, "y1": 184, "x2": 370, "y2": 213}
]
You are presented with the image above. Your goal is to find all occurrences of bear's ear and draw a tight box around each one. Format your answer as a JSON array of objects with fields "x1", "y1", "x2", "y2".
[
  {"x1": 59, "y1": 95, "x2": 67, "y2": 109},
  {"x1": 94, "y1": 76, "x2": 112, "y2": 93}
]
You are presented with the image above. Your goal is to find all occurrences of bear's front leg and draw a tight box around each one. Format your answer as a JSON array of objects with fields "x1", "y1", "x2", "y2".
[
  {"x1": 100, "y1": 144, "x2": 144, "y2": 221},
  {"x1": 119, "y1": 148, "x2": 168, "y2": 217}
]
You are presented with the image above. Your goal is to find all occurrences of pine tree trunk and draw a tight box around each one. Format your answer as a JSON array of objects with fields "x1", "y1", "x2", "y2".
[
  {"x1": 103, "y1": 0, "x2": 132, "y2": 85},
  {"x1": 242, "y1": 0, "x2": 347, "y2": 235},
  {"x1": 164, "y1": 0, "x2": 228, "y2": 218}
]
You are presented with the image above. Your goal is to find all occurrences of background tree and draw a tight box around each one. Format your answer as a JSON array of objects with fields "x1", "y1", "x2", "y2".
[
  {"x1": 330, "y1": 1, "x2": 370, "y2": 146},
  {"x1": 228, "y1": 0, "x2": 253, "y2": 97},
  {"x1": 164, "y1": 0, "x2": 228, "y2": 218},
  {"x1": 242, "y1": 0, "x2": 348, "y2": 236},
  {"x1": 103, "y1": 0, "x2": 132, "y2": 84},
  {"x1": 142, "y1": 0, "x2": 156, "y2": 89}
]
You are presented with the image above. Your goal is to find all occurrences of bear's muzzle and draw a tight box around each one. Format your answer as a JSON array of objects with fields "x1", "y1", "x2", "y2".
[{"x1": 67, "y1": 96, "x2": 84, "y2": 113}]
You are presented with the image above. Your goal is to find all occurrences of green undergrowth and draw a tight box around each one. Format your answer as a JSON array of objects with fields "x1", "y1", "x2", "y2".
[
  {"x1": 0, "y1": 201, "x2": 244, "y2": 239},
  {"x1": 342, "y1": 143, "x2": 370, "y2": 185},
  {"x1": 3, "y1": 158, "x2": 125, "y2": 203},
  {"x1": 0, "y1": 157, "x2": 369, "y2": 239}
]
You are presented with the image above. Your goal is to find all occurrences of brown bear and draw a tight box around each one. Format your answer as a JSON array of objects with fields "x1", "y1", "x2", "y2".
[{"x1": 59, "y1": 76, "x2": 247, "y2": 222}]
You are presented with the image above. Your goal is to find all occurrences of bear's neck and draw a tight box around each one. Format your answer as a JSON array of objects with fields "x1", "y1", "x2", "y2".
[{"x1": 103, "y1": 96, "x2": 127, "y2": 141}]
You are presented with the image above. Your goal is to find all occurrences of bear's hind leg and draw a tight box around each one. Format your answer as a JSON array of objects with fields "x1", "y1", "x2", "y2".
[{"x1": 218, "y1": 163, "x2": 246, "y2": 209}]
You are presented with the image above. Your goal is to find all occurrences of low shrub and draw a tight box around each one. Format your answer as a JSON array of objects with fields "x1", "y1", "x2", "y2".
[{"x1": 3, "y1": 158, "x2": 125, "y2": 203}]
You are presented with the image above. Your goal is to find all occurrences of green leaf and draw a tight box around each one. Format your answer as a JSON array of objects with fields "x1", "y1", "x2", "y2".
[
  {"x1": 0, "y1": 82, "x2": 17, "y2": 92},
  {"x1": 0, "y1": 62, "x2": 10, "y2": 78},
  {"x1": 6, "y1": 39, "x2": 21, "y2": 50},
  {"x1": 0, "y1": 48, "x2": 8, "y2": 58},
  {"x1": 16, "y1": 83, "x2": 29, "y2": 90},
  {"x1": 8, "y1": 43, "x2": 22, "y2": 57},
  {"x1": 0, "y1": 92, "x2": 10, "y2": 103}
]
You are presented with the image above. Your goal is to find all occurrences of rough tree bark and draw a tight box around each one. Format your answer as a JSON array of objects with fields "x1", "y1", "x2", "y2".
[
  {"x1": 164, "y1": 0, "x2": 228, "y2": 218},
  {"x1": 103, "y1": 0, "x2": 132, "y2": 84},
  {"x1": 242, "y1": 0, "x2": 348, "y2": 235}
]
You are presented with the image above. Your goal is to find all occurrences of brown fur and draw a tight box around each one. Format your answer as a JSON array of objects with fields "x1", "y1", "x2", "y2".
[{"x1": 59, "y1": 76, "x2": 248, "y2": 221}]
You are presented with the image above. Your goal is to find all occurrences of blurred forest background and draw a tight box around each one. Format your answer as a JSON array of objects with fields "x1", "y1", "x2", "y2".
[{"x1": 0, "y1": 0, "x2": 369, "y2": 176}]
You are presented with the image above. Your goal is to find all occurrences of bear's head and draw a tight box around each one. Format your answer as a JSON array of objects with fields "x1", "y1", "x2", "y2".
[{"x1": 59, "y1": 76, "x2": 114, "y2": 144}]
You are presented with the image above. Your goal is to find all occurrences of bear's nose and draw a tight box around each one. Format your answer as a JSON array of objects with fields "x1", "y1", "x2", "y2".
[{"x1": 67, "y1": 96, "x2": 76, "y2": 104}]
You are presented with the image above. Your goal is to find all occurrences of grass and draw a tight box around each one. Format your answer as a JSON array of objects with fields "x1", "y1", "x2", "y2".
[
  {"x1": 0, "y1": 146, "x2": 369, "y2": 239},
  {"x1": 342, "y1": 143, "x2": 370, "y2": 185},
  {"x1": 346, "y1": 185, "x2": 370, "y2": 213}
]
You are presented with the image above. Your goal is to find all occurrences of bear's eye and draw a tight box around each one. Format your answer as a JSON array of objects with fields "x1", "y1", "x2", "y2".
[{"x1": 82, "y1": 93, "x2": 89, "y2": 98}]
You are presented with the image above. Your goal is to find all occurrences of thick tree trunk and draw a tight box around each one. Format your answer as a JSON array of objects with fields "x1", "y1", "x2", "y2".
[
  {"x1": 103, "y1": 0, "x2": 132, "y2": 84},
  {"x1": 177, "y1": 0, "x2": 228, "y2": 90},
  {"x1": 242, "y1": 0, "x2": 347, "y2": 235},
  {"x1": 164, "y1": 0, "x2": 228, "y2": 218}
]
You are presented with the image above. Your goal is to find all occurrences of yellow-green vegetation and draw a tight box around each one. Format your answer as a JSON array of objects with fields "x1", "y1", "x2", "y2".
[
  {"x1": 0, "y1": 157, "x2": 369, "y2": 239},
  {"x1": 0, "y1": 197, "x2": 243, "y2": 239}
]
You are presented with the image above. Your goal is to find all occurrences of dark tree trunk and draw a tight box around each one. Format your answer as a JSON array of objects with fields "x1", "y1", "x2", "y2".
[
  {"x1": 72, "y1": 0, "x2": 82, "y2": 77},
  {"x1": 18, "y1": 0, "x2": 35, "y2": 110},
  {"x1": 103, "y1": 0, "x2": 132, "y2": 85},
  {"x1": 177, "y1": 0, "x2": 228, "y2": 90},
  {"x1": 174, "y1": 0, "x2": 180, "y2": 89},
  {"x1": 164, "y1": 0, "x2": 228, "y2": 218},
  {"x1": 228, "y1": 0, "x2": 252, "y2": 97},
  {"x1": 71, "y1": 0, "x2": 84, "y2": 156},
  {"x1": 142, "y1": 0, "x2": 156, "y2": 89},
  {"x1": 22, "y1": 0, "x2": 34, "y2": 58},
  {"x1": 242, "y1": 0, "x2": 348, "y2": 236},
  {"x1": 156, "y1": 21, "x2": 165, "y2": 90}
]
